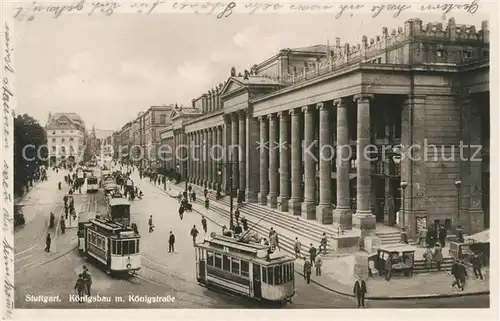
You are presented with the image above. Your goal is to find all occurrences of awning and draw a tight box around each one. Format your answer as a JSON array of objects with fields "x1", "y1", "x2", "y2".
[{"x1": 465, "y1": 229, "x2": 489, "y2": 243}]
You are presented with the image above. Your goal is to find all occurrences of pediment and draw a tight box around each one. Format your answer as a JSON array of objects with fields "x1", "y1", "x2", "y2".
[
  {"x1": 220, "y1": 78, "x2": 245, "y2": 96},
  {"x1": 169, "y1": 109, "x2": 179, "y2": 119}
]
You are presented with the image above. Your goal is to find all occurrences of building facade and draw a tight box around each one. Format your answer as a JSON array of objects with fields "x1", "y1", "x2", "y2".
[
  {"x1": 160, "y1": 19, "x2": 490, "y2": 239},
  {"x1": 45, "y1": 112, "x2": 86, "y2": 167}
]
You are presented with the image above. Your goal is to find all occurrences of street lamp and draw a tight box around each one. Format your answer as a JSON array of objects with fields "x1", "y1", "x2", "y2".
[
  {"x1": 400, "y1": 180, "x2": 408, "y2": 243},
  {"x1": 177, "y1": 162, "x2": 188, "y2": 191},
  {"x1": 455, "y1": 179, "x2": 462, "y2": 227},
  {"x1": 217, "y1": 158, "x2": 236, "y2": 230}
]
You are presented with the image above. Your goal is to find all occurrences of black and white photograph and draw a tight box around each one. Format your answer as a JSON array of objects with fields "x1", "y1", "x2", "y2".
[{"x1": 1, "y1": 0, "x2": 496, "y2": 319}]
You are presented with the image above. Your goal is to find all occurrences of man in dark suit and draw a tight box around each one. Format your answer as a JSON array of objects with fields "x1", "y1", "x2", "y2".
[
  {"x1": 353, "y1": 278, "x2": 367, "y2": 308},
  {"x1": 168, "y1": 231, "x2": 175, "y2": 253}
]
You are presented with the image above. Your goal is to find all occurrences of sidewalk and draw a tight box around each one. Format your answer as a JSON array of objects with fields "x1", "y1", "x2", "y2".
[{"x1": 149, "y1": 180, "x2": 490, "y2": 300}]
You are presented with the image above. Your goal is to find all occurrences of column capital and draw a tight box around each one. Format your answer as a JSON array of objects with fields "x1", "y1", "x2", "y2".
[
  {"x1": 277, "y1": 110, "x2": 289, "y2": 118},
  {"x1": 238, "y1": 109, "x2": 246, "y2": 118},
  {"x1": 223, "y1": 114, "x2": 231, "y2": 123},
  {"x1": 353, "y1": 94, "x2": 374, "y2": 103},
  {"x1": 258, "y1": 115, "x2": 267, "y2": 122},
  {"x1": 290, "y1": 108, "x2": 301, "y2": 115},
  {"x1": 267, "y1": 113, "x2": 276, "y2": 120},
  {"x1": 301, "y1": 105, "x2": 314, "y2": 113},
  {"x1": 316, "y1": 102, "x2": 327, "y2": 110},
  {"x1": 230, "y1": 112, "x2": 238, "y2": 121},
  {"x1": 333, "y1": 98, "x2": 348, "y2": 107}
]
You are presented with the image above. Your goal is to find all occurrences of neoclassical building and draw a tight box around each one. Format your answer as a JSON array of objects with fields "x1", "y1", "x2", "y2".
[
  {"x1": 45, "y1": 112, "x2": 86, "y2": 166},
  {"x1": 157, "y1": 18, "x2": 489, "y2": 238}
]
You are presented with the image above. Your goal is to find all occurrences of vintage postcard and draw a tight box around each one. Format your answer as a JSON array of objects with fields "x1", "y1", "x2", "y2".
[{"x1": 1, "y1": 0, "x2": 497, "y2": 320}]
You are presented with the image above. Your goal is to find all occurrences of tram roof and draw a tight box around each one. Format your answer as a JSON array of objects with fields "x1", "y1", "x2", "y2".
[{"x1": 109, "y1": 198, "x2": 132, "y2": 207}]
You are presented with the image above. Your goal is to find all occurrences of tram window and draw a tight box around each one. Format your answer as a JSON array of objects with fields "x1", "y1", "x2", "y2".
[
  {"x1": 267, "y1": 267, "x2": 274, "y2": 284},
  {"x1": 274, "y1": 266, "x2": 283, "y2": 285},
  {"x1": 116, "y1": 241, "x2": 122, "y2": 255},
  {"x1": 231, "y1": 258, "x2": 240, "y2": 275},
  {"x1": 136, "y1": 240, "x2": 139, "y2": 253},
  {"x1": 288, "y1": 263, "x2": 294, "y2": 281},
  {"x1": 129, "y1": 241, "x2": 136, "y2": 254},
  {"x1": 241, "y1": 260, "x2": 249, "y2": 277},
  {"x1": 222, "y1": 255, "x2": 231, "y2": 272},
  {"x1": 214, "y1": 253, "x2": 222, "y2": 269},
  {"x1": 207, "y1": 251, "x2": 214, "y2": 266},
  {"x1": 284, "y1": 264, "x2": 288, "y2": 282},
  {"x1": 262, "y1": 267, "x2": 267, "y2": 283},
  {"x1": 112, "y1": 241, "x2": 116, "y2": 254}
]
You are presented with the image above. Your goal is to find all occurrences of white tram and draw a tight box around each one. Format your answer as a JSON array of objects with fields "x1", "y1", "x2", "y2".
[
  {"x1": 194, "y1": 233, "x2": 295, "y2": 304},
  {"x1": 83, "y1": 218, "x2": 141, "y2": 274},
  {"x1": 78, "y1": 212, "x2": 95, "y2": 252},
  {"x1": 86, "y1": 176, "x2": 99, "y2": 193}
]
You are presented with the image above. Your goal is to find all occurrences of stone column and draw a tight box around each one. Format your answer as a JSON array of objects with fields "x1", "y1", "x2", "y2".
[
  {"x1": 217, "y1": 126, "x2": 223, "y2": 189},
  {"x1": 231, "y1": 113, "x2": 240, "y2": 195},
  {"x1": 333, "y1": 98, "x2": 352, "y2": 229},
  {"x1": 198, "y1": 131, "x2": 203, "y2": 185},
  {"x1": 246, "y1": 113, "x2": 260, "y2": 203},
  {"x1": 316, "y1": 102, "x2": 333, "y2": 224},
  {"x1": 207, "y1": 128, "x2": 213, "y2": 189},
  {"x1": 258, "y1": 116, "x2": 269, "y2": 205},
  {"x1": 223, "y1": 116, "x2": 231, "y2": 193},
  {"x1": 207, "y1": 92, "x2": 212, "y2": 113},
  {"x1": 267, "y1": 113, "x2": 279, "y2": 208},
  {"x1": 239, "y1": 110, "x2": 247, "y2": 196},
  {"x1": 194, "y1": 132, "x2": 199, "y2": 184},
  {"x1": 278, "y1": 111, "x2": 290, "y2": 212},
  {"x1": 353, "y1": 94, "x2": 376, "y2": 230},
  {"x1": 189, "y1": 133, "x2": 194, "y2": 183},
  {"x1": 289, "y1": 108, "x2": 303, "y2": 215},
  {"x1": 203, "y1": 129, "x2": 209, "y2": 187},
  {"x1": 211, "y1": 128, "x2": 217, "y2": 190},
  {"x1": 301, "y1": 105, "x2": 316, "y2": 219}
]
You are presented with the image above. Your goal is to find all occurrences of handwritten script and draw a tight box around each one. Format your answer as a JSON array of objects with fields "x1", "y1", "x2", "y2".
[
  {"x1": 2, "y1": 21, "x2": 14, "y2": 320},
  {"x1": 12, "y1": 0, "x2": 480, "y2": 21}
]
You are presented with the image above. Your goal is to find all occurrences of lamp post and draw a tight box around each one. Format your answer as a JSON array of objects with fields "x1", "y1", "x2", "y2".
[
  {"x1": 217, "y1": 157, "x2": 236, "y2": 230},
  {"x1": 455, "y1": 179, "x2": 462, "y2": 227},
  {"x1": 400, "y1": 180, "x2": 408, "y2": 243},
  {"x1": 176, "y1": 161, "x2": 188, "y2": 191}
]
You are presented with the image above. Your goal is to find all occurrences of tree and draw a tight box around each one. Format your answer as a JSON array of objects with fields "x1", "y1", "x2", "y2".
[{"x1": 14, "y1": 114, "x2": 47, "y2": 195}]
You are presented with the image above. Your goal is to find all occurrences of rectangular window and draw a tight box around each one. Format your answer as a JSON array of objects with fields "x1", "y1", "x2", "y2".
[
  {"x1": 274, "y1": 266, "x2": 283, "y2": 285},
  {"x1": 262, "y1": 267, "x2": 267, "y2": 283},
  {"x1": 215, "y1": 253, "x2": 222, "y2": 269},
  {"x1": 231, "y1": 258, "x2": 240, "y2": 275},
  {"x1": 207, "y1": 251, "x2": 214, "y2": 266},
  {"x1": 112, "y1": 241, "x2": 116, "y2": 254},
  {"x1": 222, "y1": 255, "x2": 231, "y2": 272},
  {"x1": 136, "y1": 240, "x2": 139, "y2": 253},
  {"x1": 116, "y1": 241, "x2": 122, "y2": 255},
  {"x1": 267, "y1": 267, "x2": 274, "y2": 285},
  {"x1": 241, "y1": 260, "x2": 249, "y2": 277}
]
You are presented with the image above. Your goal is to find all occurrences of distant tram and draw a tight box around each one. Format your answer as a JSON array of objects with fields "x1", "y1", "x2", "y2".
[
  {"x1": 86, "y1": 176, "x2": 99, "y2": 193},
  {"x1": 194, "y1": 233, "x2": 295, "y2": 304},
  {"x1": 83, "y1": 218, "x2": 141, "y2": 274},
  {"x1": 107, "y1": 196, "x2": 132, "y2": 226}
]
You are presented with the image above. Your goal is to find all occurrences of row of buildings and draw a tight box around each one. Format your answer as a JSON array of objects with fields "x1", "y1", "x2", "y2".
[{"x1": 112, "y1": 18, "x2": 490, "y2": 241}]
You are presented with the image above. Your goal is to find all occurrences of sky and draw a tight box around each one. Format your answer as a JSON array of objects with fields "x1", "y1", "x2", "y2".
[{"x1": 14, "y1": 8, "x2": 490, "y2": 131}]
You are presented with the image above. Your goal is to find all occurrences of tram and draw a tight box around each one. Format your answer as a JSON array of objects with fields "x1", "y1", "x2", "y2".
[
  {"x1": 194, "y1": 233, "x2": 295, "y2": 304},
  {"x1": 83, "y1": 218, "x2": 141, "y2": 274},
  {"x1": 86, "y1": 176, "x2": 99, "y2": 193},
  {"x1": 107, "y1": 196, "x2": 132, "y2": 226},
  {"x1": 78, "y1": 211, "x2": 95, "y2": 252}
]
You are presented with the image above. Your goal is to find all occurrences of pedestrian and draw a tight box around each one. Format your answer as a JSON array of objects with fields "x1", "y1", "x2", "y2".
[
  {"x1": 178, "y1": 206, "x2": 184, "y2": 220},
  {"x1": 82, "y1": 265, "x2": 92, "y2": 295},
  {"x1": 65, "y1": 206, "x2": 69, "y2": 220},
  {"x1": 168, "y1": 231, "x2": 175, "y2": 253},
  {"x1": 268, "y1": 227, "x2": 275, "y2": 238},
  {"x1": 234, "y1": 224, "x2": 242, "y2": 235},
  {"x1": 274, "y1": 232, "x2": 281, "y2": 251},
  {"x1": 60, "y1": 216, "x2": 66, "y2": 234},
  {"x1": 315, "y1": 254, "x2": 323, "y2": 276},
  {"x1": 471, "y1": 252, "x2": 484, "y2": 280},
  {"x1": 433, "y1": 243, "x2": 443, "y2": 271},
  {"x1": 353, "y1": 278, "x2": 367, "y2": 308},
  {"x1": 204, "y1": 187, "x2": 208, "y2": 198},
  {"x1": 234, "y1": 209, "x2": 240, "y2": 224},
  {"x1": 241, "y1": 216, "x2": 248, "y2": 231},
  {"x1": 49, "y1": 212, "x2": 55, "y2": 228},
  {"x1": 204, "y1": 198, "x2": 209, "y2": 210},
  {"x1": 148, "y1": 215, "x2": 154, "y2": 233},
  {"x1": 451, "y1": 260, "x2": 463, "y2": 290},
  {"x1": 423, "y1": 247, "x2": 433, "y2": 272},
  {"x1": 294, "y1": 237, "x2": 301, "y2": 258},
  {"x1": 438, "y1": 224, "x2": 447, "y2": 247},
  {"x1": 201, "y1": 216, "x2": 207, "y2": 233},
  {"x1": 303, "y1": 259, "x2": 312, "y2": 284},
  {"x1": 458, "y1": 260, "x2": 468, "y2": 289},
  {"x1": 45, "y1": 233, "x2": 51, "y2": 252},
  {"x1": 74, "y1": 274, "x2": 86, "y2": 303},
  {"x1": 319, "y1": 232, "x2": 328, "y2": 254},
  {"x1": 192, "y1": 191, "x2": 196, "y2": 202},
  {"x1": 190, "y1": 225, "x2": 199, "y2": 244},
  {"x1": 309, "y1": 244, "x2": 317, "y2": 267}
]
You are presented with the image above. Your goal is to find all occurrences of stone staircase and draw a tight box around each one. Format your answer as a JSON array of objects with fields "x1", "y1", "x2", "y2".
[
  {"x1": 375, "y1": 231, "x2": 402, "y2": 245},
  {"x1": 413, "y1": 257, "x2": 454, "y2": 273}
]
